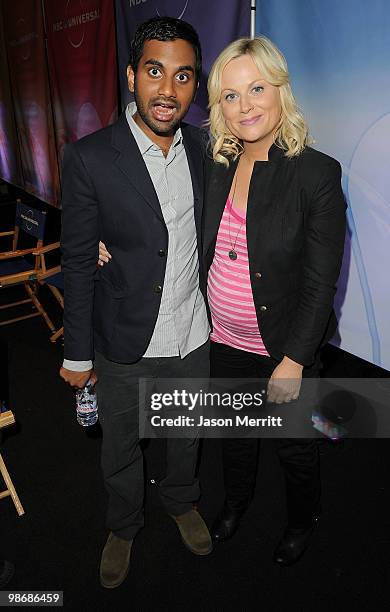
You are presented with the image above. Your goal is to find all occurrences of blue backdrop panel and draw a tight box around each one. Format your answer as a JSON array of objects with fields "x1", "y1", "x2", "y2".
[{"x1": 257, "y1": 0, "x2": 390, "y2": 370}]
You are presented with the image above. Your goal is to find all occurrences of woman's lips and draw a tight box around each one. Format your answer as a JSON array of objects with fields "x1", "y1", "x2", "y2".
[
  {"x1": 151, "y1": 104, "x2": 177, "y2": 122},
  {"x1": 240, "y1": 115, "x2": 262, "y2": 126}
]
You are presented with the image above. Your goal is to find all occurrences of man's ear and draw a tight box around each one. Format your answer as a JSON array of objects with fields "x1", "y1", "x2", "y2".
[{"x1": 127, "y1": 65, "x2": 135, "y2": 93}]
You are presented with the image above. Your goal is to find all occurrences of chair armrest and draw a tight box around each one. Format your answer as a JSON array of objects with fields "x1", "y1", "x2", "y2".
[
  {"x1": 0, "y1": 247, "x2": 37, "y2": 260},
  {"x1": 38, "y1": 265, "x2": 62, "y2": 281},
  {"x1": 32, "y1": 241, "x2": 60, "y2": 255},
  {"x1": 0, "y1": 231, "x2": 15, "y2": 238},
  {"x1": 0, "y1": 410, "x2": 15, "y2": 430}
]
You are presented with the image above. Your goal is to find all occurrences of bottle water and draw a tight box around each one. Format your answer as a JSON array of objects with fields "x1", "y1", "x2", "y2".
[{"x1": 75, "y1": 379, "x2": 98, "y2": 427}]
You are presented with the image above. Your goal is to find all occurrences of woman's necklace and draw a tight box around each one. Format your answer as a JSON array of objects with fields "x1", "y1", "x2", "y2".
[{"x1": 228, "y1": 165, "x2": 245, "y2": 261}]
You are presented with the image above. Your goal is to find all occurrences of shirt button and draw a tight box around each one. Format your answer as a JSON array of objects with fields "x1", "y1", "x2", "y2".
[
  {"x1": 158, "y1": 249, "x2": 166, "y2": 257},
  {"x1": 154, "y1": 284, "x2": 162, "y2": 294},
  {"x1": 255, "y1": 272, "x2": 262, "y2": 278},
  {"x1": 260, "y1": 305, "x2": 267, "y2": 311}
]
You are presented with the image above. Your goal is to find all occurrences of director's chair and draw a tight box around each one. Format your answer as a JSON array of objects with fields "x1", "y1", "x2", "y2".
[
  {"x1": 0, "y1": 410, "x2": 24, "y2": 516},
  {"x1": 0, "y1": 199, "x2": 61, "y2": 334}
]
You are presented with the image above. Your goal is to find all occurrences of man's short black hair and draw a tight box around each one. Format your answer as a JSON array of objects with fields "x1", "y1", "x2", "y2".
[{"x1": 129, "y1": 16, "x2": 202, "y2": 83}]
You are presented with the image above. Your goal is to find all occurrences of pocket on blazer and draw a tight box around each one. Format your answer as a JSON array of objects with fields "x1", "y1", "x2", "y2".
[{"x1": 96, "y1": 275, "x2": 126, "y2": 298}]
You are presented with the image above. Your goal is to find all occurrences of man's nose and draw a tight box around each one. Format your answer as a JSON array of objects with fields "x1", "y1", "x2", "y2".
[{"x1": 158, "y1": 77, "x2": 176, "y2": 99}]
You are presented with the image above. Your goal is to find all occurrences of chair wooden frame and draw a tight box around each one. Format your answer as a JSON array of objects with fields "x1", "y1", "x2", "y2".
[
  {"x1": 37, "y1": 267, "x2": 64, "y2": 343},
  {"x1": 0, "y1": 199, "x2": 61, "y2": 334},
  {"x1": 0, "y1": 410, "x2": 25, "y2": 516},
  {"x1": 46, "y1": 288, "x2": 64, "y2": 343}
]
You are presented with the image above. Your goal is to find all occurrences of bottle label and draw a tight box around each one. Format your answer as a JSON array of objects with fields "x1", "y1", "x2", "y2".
[{"x1": 75, "y1": 379, "x2": 98, "y2": 427}]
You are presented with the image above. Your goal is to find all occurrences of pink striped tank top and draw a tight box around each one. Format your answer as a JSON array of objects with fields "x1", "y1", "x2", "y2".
[{"x1": 208, "y1": 198, "x2": 269, "y2": 355}]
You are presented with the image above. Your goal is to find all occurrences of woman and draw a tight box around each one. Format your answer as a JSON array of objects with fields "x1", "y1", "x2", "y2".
[
  {"x1": 99, "y1": 36, "x2": 346, "y2": 566},
  {"x1": 203, "y1": 36, "x2": 345, "y2": 565}
]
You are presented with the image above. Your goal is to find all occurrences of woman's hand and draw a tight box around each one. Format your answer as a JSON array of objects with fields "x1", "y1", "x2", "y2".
[
  {"x1": 267, "y1": 356, "x2": 303, "y2": 404},
  {"x1": 98, "y1": 241, "x2": 112, "y2": 266}
]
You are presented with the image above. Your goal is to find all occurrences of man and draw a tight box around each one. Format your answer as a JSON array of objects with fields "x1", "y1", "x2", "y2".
[{"x1": 60, "y1": 17, "x2": 211, "y2": 589}]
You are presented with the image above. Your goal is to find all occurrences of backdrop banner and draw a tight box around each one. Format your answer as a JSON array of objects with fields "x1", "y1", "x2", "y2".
[
  {"x1": 0, "y1": 7, "x2": 23, "y2": 188},
  {"x1": 257, "y1": 0, "x2": 390, "y2": 370},
  {"x1": 3, "y1": 0, "x2": 60, "y2": 206},
  {"x1": 44, "y1": 0, "x2": 118, "y2": 168},
  {"x1": 115, "y1": 0, "x2": 250, "y2": 126}
]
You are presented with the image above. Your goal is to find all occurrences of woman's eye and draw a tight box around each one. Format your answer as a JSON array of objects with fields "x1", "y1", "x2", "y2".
[
  {"x1": 252, "y1": 85, "x2": 264, "y2": 94},
  {"x1": 149, "y1": 68, "x2": 161, "y2": 77},
  {"x1": 176, "y1": 73, "x2": 189, "y2": 82},
  {"x1": 225, "y1": 93, "x2": 237, "y2": 101}
]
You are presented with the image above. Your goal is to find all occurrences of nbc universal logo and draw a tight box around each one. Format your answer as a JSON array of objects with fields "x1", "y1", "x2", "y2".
[{"x1": 128, "y1": 0, "x2": 190, "y2": 17}]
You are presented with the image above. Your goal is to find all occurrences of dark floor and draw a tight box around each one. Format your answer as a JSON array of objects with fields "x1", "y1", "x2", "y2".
[{"x1": 0, "y1": 290, "x2": 389, "y2": 611}]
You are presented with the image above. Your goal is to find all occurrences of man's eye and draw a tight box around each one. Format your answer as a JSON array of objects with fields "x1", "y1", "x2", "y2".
[
  {"x1": 149, "y1": 68, "x2": 161, "y2": 77},
  {"x1": 176, "y1": 73, "x2": 189, "y2": 82}
]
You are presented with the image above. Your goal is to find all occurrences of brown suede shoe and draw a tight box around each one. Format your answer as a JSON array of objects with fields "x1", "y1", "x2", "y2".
[
  {"x1": 99, "y1": 532, "x2": 133, "y2": 589},
  {"x1": 170, "y1": 509, "x2": 213, "y2": 556}
]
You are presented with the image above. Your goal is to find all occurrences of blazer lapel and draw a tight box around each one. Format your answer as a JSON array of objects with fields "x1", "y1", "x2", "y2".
[
  {"x1": 203, "y1": 156, "x2": 238, "y2": 256},
  {"x1": 111, "y1": 114, "x2": 164, "y2": 223},
  {"x1": 182, "y1": 127, "x2": 205, "y2": 249},
  {"x1": 246, "y1": 145, "x2": 289, "y2": 252},
  {"x1": 183, "y1": 129, "x2": 203, "y2": 203}
]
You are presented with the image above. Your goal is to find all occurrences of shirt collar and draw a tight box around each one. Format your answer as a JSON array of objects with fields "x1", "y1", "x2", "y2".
[{"x1": 125, "y1": 101, "x2": 182, "y2": 155}]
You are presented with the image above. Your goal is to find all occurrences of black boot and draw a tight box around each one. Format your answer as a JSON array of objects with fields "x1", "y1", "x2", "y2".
[
  {"x1": 211, "y1": 502, "x2": 248, "y2": 542},
  {"x1": 273, "y1": 515, "x2": 320, "y2": 566}
]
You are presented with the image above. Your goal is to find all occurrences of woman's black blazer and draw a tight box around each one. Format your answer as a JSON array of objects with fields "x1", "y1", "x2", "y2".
[{"x1": 202, "y1": 144, "x2": 347, "y2": 367}]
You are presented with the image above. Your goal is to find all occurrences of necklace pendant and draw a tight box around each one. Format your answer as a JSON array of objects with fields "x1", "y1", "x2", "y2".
[{"x1": 228, "y1": 249, "x2": 238, "y2": 261}]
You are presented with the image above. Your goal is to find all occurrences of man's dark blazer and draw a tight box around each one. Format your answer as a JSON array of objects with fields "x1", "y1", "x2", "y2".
[
  {"x1": 203, "y1": 144, "x2": 347, "y2": 367},
  {"x1": 61, "y1": 113, "x2": 206, "y2": 363}
]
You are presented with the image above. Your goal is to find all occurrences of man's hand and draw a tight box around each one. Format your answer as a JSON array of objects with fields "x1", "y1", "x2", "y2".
[
  {"x1": 98, "y1": 241, "x2": 112, "y2": 266},
  {"x1": 60, "y1": 367, "x2": 97, "y2": 389},
  {"x1": 267, "y1": 356, "x2": 303, "y2": 404}
]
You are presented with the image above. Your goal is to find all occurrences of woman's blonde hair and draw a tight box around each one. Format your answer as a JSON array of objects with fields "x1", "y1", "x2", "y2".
[{"x1": 207, "y1": 36, "x2": 311, "y2": 165}]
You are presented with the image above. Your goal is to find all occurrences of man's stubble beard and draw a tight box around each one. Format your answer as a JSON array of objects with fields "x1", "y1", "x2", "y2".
[{"x1": 133, "y1": 85, "x2": 188, "y2": 137}]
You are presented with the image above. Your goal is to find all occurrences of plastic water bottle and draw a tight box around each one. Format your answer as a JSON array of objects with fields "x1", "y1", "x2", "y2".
[{"x1": 75, "y1": 379, "x2": 98, "y2": 427}]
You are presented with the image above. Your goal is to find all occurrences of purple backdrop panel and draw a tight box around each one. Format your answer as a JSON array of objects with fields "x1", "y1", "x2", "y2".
[
  {"x1": 115, "y1": 0, "x2": 250, "y2": 126},
  {"x1": 0, "y1": 8, "x2": 22, "y2": 187}
]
